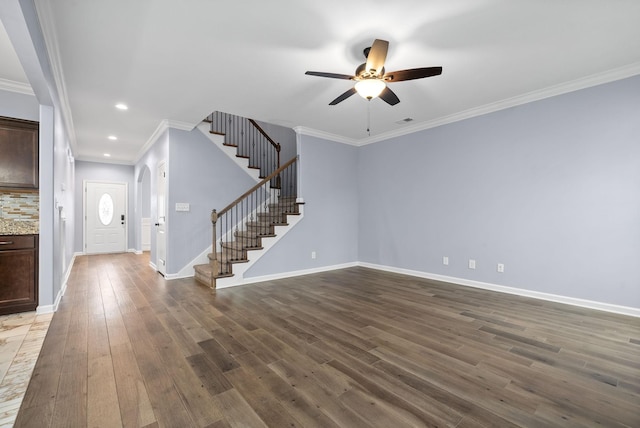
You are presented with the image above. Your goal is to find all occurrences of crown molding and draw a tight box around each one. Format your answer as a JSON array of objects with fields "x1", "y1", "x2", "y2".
[
  {"x1": 134, "y1": 119, "x2": 197, "y2": 163},
  {"x1": 74, "y1": 155, "x2": 134, "y2": 166},
  {"x1": 0, "y1": 77, "x2": 34, "y2": 95},
  {"x1": 33, "y1": 0, "x2": 78, "y2": 154},
  {"x1": 135, "y1": 120, "x2": 171, "y2": 163},
  {"x1": 166, "y1": 119, "x2": 195, "y2": 131},
  {"x1": 298, "y1": 62, "x2": 640, "y2": 147},
  {"x1": 358, "y1": 62, "x2": 640, "y2": 146},
  {"x1": 293, "y1": 126, "x2": 360, "y2": 146}
]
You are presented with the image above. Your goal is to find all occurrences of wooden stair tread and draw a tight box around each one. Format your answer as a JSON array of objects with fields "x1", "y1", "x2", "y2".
[
  {"x1": 197, "y1": 112, "x2": 301, "y2": 289},
  {"x1": 221, "y1": 241, "x2": 264, "y2": 251},
  {"x1": 208, "y1": 252, "x2": 249, "y2": 264},
  {"x1": 194, "y1": 263, "x2": 234, "y2": 279}
]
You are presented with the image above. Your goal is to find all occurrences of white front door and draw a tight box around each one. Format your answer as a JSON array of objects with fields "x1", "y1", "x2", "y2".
[
  {"x1": 156, "y1": 161, "x2": 167, "y2": 275},
  {"x1": 85, "y1": 181, "x2": 127, "y2": 254}
]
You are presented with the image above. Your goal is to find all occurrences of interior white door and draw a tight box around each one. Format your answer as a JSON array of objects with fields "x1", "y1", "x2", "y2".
[
  {"x1": 85, "y1": 181, "x2": 127, "y2": 254},
  {"x1": 156, "y1": 161, "x2": 167, "y2": 275}
]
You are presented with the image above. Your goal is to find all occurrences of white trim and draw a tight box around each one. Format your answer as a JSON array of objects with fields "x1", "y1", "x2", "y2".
[
  {"x1": 0, "y1": 77, "x2": 34, "y2": 95},
  {"x1": 293, "y1": 126, "x2": 359, "y2": 146},
  {"x1": 135, "y1": 119, "x2": 196, "y2": 163},
  {"x1": 149, "y1": 261, "x2": 157, "y2": 270},
  {"x1": 361, "y1": 63, "x2": 640, "y2": 145},
  {"x1": 296, "y1": 63, "x2": 640, "y2": 147},
  {"x1": 141, "y1": 217, "x2": 151, "y2": 251},
  {"x1": 135, "y1": 120, "x2": 170, "y2": 163},
  {"x1": 217, "y1": 261, "x2": 359, "y2": 289},
  {"x1": 357, "y1": 262, "x2": 640, "y2": 318},
  {"x1": 33, "y1": 0, "x2": 78, "y2": 154},
  {"x1": 155, "y1": 160, "x2": 168, "y2": 276},
  {"x1": 171, "y1": 244, "x2": 212, "y2": 280},
  {"x1": 74, "y1": 155, "x2": 134, "y2": 166},
  {"x1": 36, "y1": 252, "x2": 79, "y2": 314}
]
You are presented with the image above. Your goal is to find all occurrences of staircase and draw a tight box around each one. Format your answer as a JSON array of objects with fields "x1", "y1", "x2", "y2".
[{"x1": 194, "y1": 112, "x2": 301, "y2": 289}]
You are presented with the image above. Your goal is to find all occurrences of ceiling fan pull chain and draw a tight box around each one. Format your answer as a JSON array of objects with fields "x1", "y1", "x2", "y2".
[{"x1": 367, "y1": 100, "x2": 371, "y2": 136}]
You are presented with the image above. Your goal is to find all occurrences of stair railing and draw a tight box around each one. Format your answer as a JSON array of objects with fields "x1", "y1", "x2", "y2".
[
  {"x1": 210, "y1": 156, "x2": 298, "y2": 281},
  {"x1": 208, "y1": 111, "x2": 281, "y2": 179}
]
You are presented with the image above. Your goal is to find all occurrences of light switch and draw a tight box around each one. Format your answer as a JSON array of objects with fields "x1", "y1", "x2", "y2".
[{"x1": 175, "y1": 203, "x2": 190, "y2": 212}]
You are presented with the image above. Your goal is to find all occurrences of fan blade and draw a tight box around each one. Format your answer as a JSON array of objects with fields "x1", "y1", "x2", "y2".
[
  {"x1": 329, "y1": 87, "x2": 357, "y2": 105},
  {"x1": 379, "y1": 87, "x2": 400, "y2": 106},
  {"x1": 365, "y1": 39, "x2": 389, "y2": 76},
  {"x1": 383, "y1": 67, "x2": 442, "y2": 82},
  {"x1": 305, "y1": 71, "x2": 355, "y2": 80}
]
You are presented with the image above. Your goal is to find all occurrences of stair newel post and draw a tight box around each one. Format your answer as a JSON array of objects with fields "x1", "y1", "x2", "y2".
[{"x1": 211, "y1": 209, "x2": 218, "y2": 289}]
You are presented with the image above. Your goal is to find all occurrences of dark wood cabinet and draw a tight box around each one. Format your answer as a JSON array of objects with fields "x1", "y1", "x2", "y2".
[
  {"x1": 0, "y1": 234, "x2": 38, "y2": 315},
  {"x1": 0, "y1": 116, "x2": 39, "y2": 189}
]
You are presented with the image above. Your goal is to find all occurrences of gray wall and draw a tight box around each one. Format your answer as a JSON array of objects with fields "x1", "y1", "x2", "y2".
[
  {"x1": 358, "y1": 75, "x2": 640, "y2": 308},
  {"x1": 74, "y1": 160, "x2": 136, "y2": 253},
  {"x1": 255, "y1": 120, "x2": 297, "y2": 164},
  {"x1": 167, "y1": 127, "x2": 256, "y2": 273},
  {"x1": 0, "y1": 89, "x2": 39, "y2": 120},
  {"x1": 246, "y1": 135, "x2": 359, "y2": 277}
]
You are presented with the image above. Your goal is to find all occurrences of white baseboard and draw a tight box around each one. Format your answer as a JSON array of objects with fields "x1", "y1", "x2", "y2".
[
  {"x1": 37, "y1": 250, "x2": 639, "y2": 318},
  {"x1": 217, "y1": 261, "x2": 359, "y2": 289},
  {"x1": 169, "y1": 245, "x2": 213, "y2": 280},
  {"x1": 164, "y1": 271, "x2": 197, "y2": 280},
  {"x1": 37, "y1": 252, "x2": 78, "y2": 314},
  {"x1": 358, "y1": 262, "x2": 640, "y2": 318}
]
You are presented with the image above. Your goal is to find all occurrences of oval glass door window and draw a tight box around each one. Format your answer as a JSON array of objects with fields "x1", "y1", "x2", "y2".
[{"x1": 98, "y1": 193, "x2": 114, "y2": 225}]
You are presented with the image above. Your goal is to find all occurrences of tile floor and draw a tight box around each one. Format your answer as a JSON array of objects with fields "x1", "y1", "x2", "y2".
[{"x1": 0, "y1": 312, "x2": 52, "y2": 427}]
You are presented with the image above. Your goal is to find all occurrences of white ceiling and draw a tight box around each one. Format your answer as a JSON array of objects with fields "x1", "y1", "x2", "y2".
[{"x1": 2, "y1": 0, "x2": 640, "y2": 164}]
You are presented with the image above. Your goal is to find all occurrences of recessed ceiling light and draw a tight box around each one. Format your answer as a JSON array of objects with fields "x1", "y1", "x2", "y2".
[
  {"x1": 115, "y1": 103, "x2": 128, "y2": 110},
  {"x1": 108, "y1": 135, "x2": 117, "y2": 140},
  {"x1": 103, "y1": 153, "x2": 111, "y2": 157}
]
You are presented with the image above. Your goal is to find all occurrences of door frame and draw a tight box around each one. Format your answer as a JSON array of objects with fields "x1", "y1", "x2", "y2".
[
  {"x1": 155, "y1": 161, "x2": 167, "y2": 276},
  {"x1": 83, "y1": 180, "x2": 129, "y2": 254}
]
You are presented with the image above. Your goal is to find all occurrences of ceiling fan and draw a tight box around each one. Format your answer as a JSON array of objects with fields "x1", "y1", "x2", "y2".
[{"x1": 305, "y1": 39, "x2": 442, "y2": 106}]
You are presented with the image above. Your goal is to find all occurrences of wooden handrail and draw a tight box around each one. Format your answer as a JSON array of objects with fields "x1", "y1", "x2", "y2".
[
  {"x1": 249, "y1": 118, "x2": 281, "y2": 171},
  {"x1": 248, "y1": 119, "x2": 281, "y2": 152},
  {"x1": 217, "y1": 156, "x2": 297, "y2": 218}
]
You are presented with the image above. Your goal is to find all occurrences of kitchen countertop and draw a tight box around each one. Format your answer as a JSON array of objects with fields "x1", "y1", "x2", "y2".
[{"x1": 0, "y1": 219, "x2": 39, "y2": 235}]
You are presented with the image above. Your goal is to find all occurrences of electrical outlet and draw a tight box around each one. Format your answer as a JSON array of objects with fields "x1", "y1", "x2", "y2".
[
  {"x1": 311, "y1": 251, "x2": 316, "y2": 259},
  {"x1": 443, "y1": 256, "x2": 449, "y2": 265},
  {"x1": 468, "y1": 259, "x2": 476, "y2": 269},
  {"x1": 497, "y1": 263, "x2": 505, "y2": 273}
]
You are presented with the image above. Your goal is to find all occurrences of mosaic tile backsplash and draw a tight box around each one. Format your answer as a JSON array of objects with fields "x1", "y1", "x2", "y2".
[{"x1": 0, "y1": 191, "x2": 39, "y2": 220}]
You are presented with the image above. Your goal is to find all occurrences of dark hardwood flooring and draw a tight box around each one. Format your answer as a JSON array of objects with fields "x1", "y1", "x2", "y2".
[{"x1": 15, "y1": 253, "x2": 640, "y2": 427}]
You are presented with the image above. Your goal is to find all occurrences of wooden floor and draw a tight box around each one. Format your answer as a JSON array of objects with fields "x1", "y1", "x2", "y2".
[{"x1": 15, "y1": 253, "x2": 640, "y2": 427}]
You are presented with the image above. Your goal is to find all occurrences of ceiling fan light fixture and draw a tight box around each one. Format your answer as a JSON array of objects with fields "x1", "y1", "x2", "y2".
[{"x1": 355, "y1": 79, "x2": 386, "y2": 100}]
